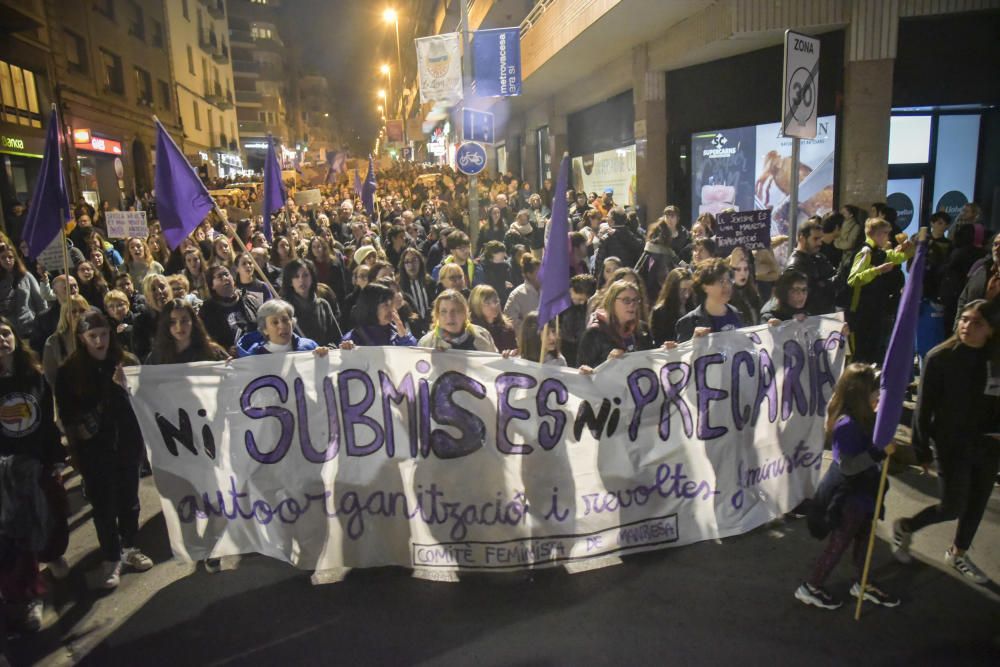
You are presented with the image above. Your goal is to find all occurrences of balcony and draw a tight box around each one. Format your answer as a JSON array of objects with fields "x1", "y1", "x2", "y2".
[
  {"x1": 0, "y1": 0, "x2": 44, "y2": 33},
  {"x1": 198, "y1": 31, "x2": 219, "y2": 55},
  {"x1": 212, "y1": 45, "x2": 229, "y2": 64},
  {"x1": 229, "y1": 29, "x2": 253, "y2": 47},
  {"x1": 231, "y1": 59, "x2": 259, "y2": 76},
  {"x1": 204, "y1": 0, "x2": 224, "y2": 20},
  {"x1": 258, "y1": 64, "x2": 282, "y2": 81},
  {"x1": 239, "y1": 120, "x2": 267, "y2": 136},
  {"x1": 252, "y1": 35, "x2": 284, "y2": 52},
  {"x1": 235, "y1": 90, "x2": 263, "y2": 105}
]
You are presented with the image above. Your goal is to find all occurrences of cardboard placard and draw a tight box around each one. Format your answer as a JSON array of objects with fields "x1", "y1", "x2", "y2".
[
  {"x1": 105, "y1": 211, "x2": 149, "y2": 239},
  {"x1": 293, "y1": 189, "x2": 322, "y2": 206},
  {"x1": 715, "y1": 209, "x2": 772, "y2": 252}
]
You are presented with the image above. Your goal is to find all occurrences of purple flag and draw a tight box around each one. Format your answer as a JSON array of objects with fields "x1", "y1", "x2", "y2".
[
  {"x1": 154, "y1": 118, "x2": 214, "y2": 250},
  {"x1": 23, "y1": 108, "x2": 71, "y2": 259},
  {"x1": 353, "y1": 169, "x2": 362, "y2": 199},
  {"x1": 536, "y1": 154, "x2": 572, "y2": 331},
  {"x1": 262, "y1": 134, "x2": 286, "y2": 242},
  {"x1": 361, "y1": 156, "x2": 377, "y2": 219},
  {"x1": 873, "y1": 239, "x2": 928, "y2": 448}
]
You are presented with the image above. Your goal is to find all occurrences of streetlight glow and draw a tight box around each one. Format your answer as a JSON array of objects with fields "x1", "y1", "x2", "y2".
[
  {"x1": 380, "y1": 63, "x2": 390, "y2": 75},
  {"x1": 383, "y1": 8, "x2": 397, "y2": 23},
  {"x1": 377, "y1": 89, "x2": 386, "y2": 99}
]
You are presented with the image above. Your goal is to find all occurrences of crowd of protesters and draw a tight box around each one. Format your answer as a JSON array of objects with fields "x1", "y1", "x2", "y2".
[{"x1": 0, "y1": 158, "x2": 996, "y2": 634}]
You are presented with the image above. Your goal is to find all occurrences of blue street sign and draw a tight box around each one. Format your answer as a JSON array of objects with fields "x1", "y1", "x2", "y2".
[
  {"x1": 462, "y1": 108, "x2": 494, "y2": 144},
  {"x1": 472, "y1": 27, "x2": 522, "y2": 97},
  {"x1": 456, "y1": 142, "x2": 487, "y2": 175}
]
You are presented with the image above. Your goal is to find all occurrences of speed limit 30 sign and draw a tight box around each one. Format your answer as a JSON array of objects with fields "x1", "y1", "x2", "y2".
[{"x1": 782, "y1": 30, "x2": 820, "y2": 139}]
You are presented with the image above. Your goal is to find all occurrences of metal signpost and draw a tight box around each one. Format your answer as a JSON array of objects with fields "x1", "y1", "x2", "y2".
[
  {"x1": 460, "y1": 0, "x2": 480, "y2": 249},
  {"x1": 781, "y1": 29, "x2": 820, "y2": 246}
]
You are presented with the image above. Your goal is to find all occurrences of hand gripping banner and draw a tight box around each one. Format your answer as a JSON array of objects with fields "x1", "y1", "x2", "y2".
[{"x1": 125, "y1": 316, "x2": 846, "y2": 573}]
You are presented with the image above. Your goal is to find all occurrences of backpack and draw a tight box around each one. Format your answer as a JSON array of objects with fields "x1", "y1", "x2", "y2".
[{"x1": 832, "y1": 245, "x2": 864, "y2": 309}]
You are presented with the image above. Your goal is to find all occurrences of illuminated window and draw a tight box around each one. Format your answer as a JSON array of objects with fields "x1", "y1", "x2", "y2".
[{"x1": 0, "y1": 60, "x2": 42, "y2": 128}]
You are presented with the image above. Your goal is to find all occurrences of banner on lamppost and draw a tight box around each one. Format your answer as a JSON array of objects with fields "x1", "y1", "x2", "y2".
[
  {"x1": 386, "y1": 119, "x2": 404, "y2": 144},
  {"x1": 415, "y1": 33, "x2": 463, "y2": 105},
  {"x1": 472, "y1": 27, "x2": 522, "y2": 97}
]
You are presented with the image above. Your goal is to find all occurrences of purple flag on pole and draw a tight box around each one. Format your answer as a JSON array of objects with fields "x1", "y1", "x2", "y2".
[
  {"x1": 353, "y1": 169, "x2": 362, "y2": 199},
  {"x1": 262, "y1": 134, "x2": 286, "y2": 242},
  {"x1": 23, "y1": 108, "x2": 71, "y2": 260},
  {"x1": 154, "y1": 118, "x2": 214, "y2": 250},
  {"x1": 361, "y1": 156, "x2": 377, "y2": 219},
  {"x1": 872, "y1": 239, "x2": 928, "y2": 448},
  {"x1": 536, "y1": 154, "x2": 572, "y2": 331}
]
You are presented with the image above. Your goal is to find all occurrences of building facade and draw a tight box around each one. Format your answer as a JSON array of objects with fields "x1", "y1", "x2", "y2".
[{"x1": 163, "y1": 0, "x2": 241, "y2": 179}]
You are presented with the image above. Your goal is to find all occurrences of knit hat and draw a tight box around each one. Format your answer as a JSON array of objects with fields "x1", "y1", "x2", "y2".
[{"x1": 353, "y1": 245, "x2": 376, "y2": 265}]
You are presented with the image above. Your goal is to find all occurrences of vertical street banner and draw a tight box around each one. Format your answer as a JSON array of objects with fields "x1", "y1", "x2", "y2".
[
  {"x1": 415, "y1": 33, "x2": 464, "y2": 105},
  {"x1": 472, "y1": 27, "x2": 522, "y2": 97},
  {"x1": 386, "y1": 120, "x2": 405, "y2": 145},
  {"x1": 126, "y1": 316, "x2": 846, "y2": 574}
]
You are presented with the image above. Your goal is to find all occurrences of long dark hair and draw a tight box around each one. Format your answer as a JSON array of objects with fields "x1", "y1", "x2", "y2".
[
  {"x1": 353, "y1": 282, "x2": 395, "y2": 327},
  {"x1": 0, "y1": 232, "x2": 27, "y2": 282},
  {"x1": 397, "y1": 247, "x2": 430, "y2": 289},
  {"x1": 152, "y1": 299, "x2": 227, "y2": 363},
  {"x1": 0, "y1": 315, "x2": 42, "y2": 377},
  {"x1": 935, "y1": 298, "x2": 1000, "y2": 365},
  {"x1": 825, "y1": 363, "x2": 877, "y2": 445},
  {"x1": 68, "y1": 308, "x2": 125, "y2": 366},
  {"x1": 280, "y1": 258, "x2": 317, "y2": 301}
]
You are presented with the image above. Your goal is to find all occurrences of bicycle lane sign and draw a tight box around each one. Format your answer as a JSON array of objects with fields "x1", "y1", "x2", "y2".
[{"x1": 456, "y1": 141, "x2": 487, "y2": 175}]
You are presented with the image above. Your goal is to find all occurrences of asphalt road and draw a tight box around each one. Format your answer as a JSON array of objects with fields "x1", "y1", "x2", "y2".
[{"x1": 7, "y1": 456, "x2": 1000, "y2": 667}]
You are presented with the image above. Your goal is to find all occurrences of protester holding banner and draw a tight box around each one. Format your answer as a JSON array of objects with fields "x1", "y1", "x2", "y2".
[
  {"x1": 727, "y1": 248, "x2": 763, "y2": 327},
  {"x1": 649, "y1": 267, "x2": 695, "y2": 346},
  {"x1": 0, "y1": 316, "x2": 68, "y2": 632},
  {"x1": 469, "y1": 284, "x2": 517, "y2": 353},
  {"x1": 518, "y1": 311, "x2": 567, "y2": 366},
  {"x1": 761, "y1": 270, "x2": 811, "y2": 324},
  {"x1": 786, "y1": 218, "x2": 837, "y2": 315},
  {"x1": 675, "y1": 259, "x2": 743, "y2": 343},
  {"x1": 892, "y1": 299, "x2": 1000, "y2": 584},
  {"x1": 200, "y1": 266, "x2": 262, "y2": 355},
  {"x1": 577, "y1": 279, "x2": 654, "y2": 369},
  {"x1": 145, "y1": 299, "x2": 228, "y2": 365},
  {"x1": 236, "y1": 299, "x2": 327, "y2": 357},
  {"x1": 340, "y1": 282, "x2": 417, "y2": 348},
  {"x1": 55, "y1": 308, "x2": 153, "y2": 590},
  {"x1": 797, "y1": 363, "x2": 900, "y2": 610},
  {"x1": 417, "y1": 290, "x2": 497, "y2": 352}
]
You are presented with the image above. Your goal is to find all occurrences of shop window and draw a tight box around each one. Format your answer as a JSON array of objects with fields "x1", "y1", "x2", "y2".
[
  {"x1": 94, "y1": 0, "x2": 115, "y2": 21},
  {"x1": 0, "y1": 61, "x2": 42, "y2": 128},
  {"x1": 128, "y1": 2, "x2": 144, "y2": 41},
  {"x1": 100, "y1": 49, "x2": 124, "y2": 95},
  {"x1": 134, "y1": 67, "x2": 152, "y2": 106},
  {"x1": 888, "y1": 116, "x2": 931, "y2": 164},
  {"x1": 187, "y1": 45, "x2": 194, "y2": 75},
  {"x1": 65, "y1": 30, "x2": 88, "y2": 74},
  {"x1": 158, "y1": 79, "x2": 171, "y2": 110},
  {"x1": 151, "y1": 20, "x2": 164, "y2": 48},
  {"x1": 193, "y1": 100, "x2": 201, "y2": 130}
]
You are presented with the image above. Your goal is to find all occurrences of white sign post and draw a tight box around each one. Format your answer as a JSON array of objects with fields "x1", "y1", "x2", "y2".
[{"x1": 781, "y1": 30, "x2": 820, "y2": 248}]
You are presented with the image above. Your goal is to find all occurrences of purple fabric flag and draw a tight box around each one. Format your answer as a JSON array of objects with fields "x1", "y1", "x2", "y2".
[
  {"x1": 873, "y1": 239, "x2": 928, "y2": 448},
  {"x1": 361, "y1": 156, "x2": 377, "y2": 219},
  {"x1": 262, "y1": 134, "x2": 286, "y2": 242},
  {"x1": 23, "y1": 108, "x2": 71, "y2": 260},
  {"x1": 353, "y1": 169, "x2": 362, "y2": 199},
  {"x1": 154, "y1": 118, "x2": 214, "y2": 250},
  {"x1": 536, "y1": 154, "x2": 572, "y2": 331}
]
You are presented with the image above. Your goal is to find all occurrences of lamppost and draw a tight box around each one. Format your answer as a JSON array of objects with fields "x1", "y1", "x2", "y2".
[
  {"x1": 383, "y1": 7, "x2": 407, "y2": 152},
  {"x1": 380, "y1": 63, "x2": 392, "y2": 117}
]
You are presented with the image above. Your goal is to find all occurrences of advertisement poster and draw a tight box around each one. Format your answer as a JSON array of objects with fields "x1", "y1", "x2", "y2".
[
  {"x1": 415, "y1": 33, "x2": 464, "y2": 105},
  {"x1": 472, "y1": 28, "x2": 522, "y2": 97},
  {"x1": 691, "y1": 116, "x2": 836, "y2": 240},
  {"x1": 572, "y1": 145, "x2": 636, "y2": 206}
]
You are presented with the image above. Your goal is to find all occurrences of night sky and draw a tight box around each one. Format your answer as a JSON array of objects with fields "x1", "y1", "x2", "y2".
[{"x1": 283, "y1": 1, "x2": 399, "y2": 155}]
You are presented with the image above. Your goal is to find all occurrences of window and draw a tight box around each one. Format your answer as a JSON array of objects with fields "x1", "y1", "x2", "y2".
[
  {"x1": 134, "y1": 67, "x2": 152, "y2": 105},
  {"x1": 889, "y1": 116, "x2": 932, "y2": 164},
  {"x1": 0, "y1": 60, "x2": 42, "y2": 128},
  {"x1": 94, "y1": 0, "x2": 115, "y2": 20},
  {"x1": 193, "y1": 100, "x2": 201, "y2": 130},
  {"x1": 182, "y1": 0, "x2": 189, "y2": 21},
  {"x1": 251, "y1": 0, "x2": 268, "y2": 4},
  {"x1": 65, "y1": 30, "x2": 88, "y2": 74},
  {"x1": 99, "y1": 49, "x2": 124, "y2": 94},
  {"x1": 128, "y1": 2, "x2": 144, "y2": 40},
  {"x1": 251, "y1": 26, "x2": 273, "y2": 40},
  {"x1": 186, "y1": 45, "x2": 194, "y2": 74},
  {"x1": 158, "y1": 79, "x2": 171, "y2": 110},
  {"x1": 151, "y1": 20, "x2": 164, "y2": 48}
]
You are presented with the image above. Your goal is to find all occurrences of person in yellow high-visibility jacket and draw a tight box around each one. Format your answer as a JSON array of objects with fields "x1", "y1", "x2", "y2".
[{"x1": 846, "y1": 217, "x2": 915, "y2": 363}]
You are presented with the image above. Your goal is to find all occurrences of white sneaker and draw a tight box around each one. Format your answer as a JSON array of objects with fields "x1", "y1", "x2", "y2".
[
  {"x1": 945, "y1": 550, "x2": 989, "y2": 584},
  {"x1": 45, "y1": 557, "x2": 70, "y2": 579},
  {"x1": 100, "y1": 560, "x2": 122, "y2": 589},
  {"x1": 122, "y1": 547, "x2": 154, "y2": 572},
  {"x1": 22, "y1": 598, "x2": 43, "y2": 632}
]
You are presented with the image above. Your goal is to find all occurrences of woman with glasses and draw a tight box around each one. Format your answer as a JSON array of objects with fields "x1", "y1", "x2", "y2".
[
  {"x1": 761, "y1": 270, "x2": 811, "y2": 324},
  {"x1": 675, "y1": 258, "x2": 744, "y2": 343},
  {"x1": 340, "y1": 282, "x2": 418, "y2": 348},
  {"x1": 397, "y1": 248, "x2": 437, "y2": 330},
  {"x1": 577, "y1": 279, "x2": 654, "y2": 370}
]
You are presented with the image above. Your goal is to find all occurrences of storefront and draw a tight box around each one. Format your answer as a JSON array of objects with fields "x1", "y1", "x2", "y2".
[
  {"x1": 72, "y1": 128, "x2": 126, "y2": 209},
  {"x1": 568, "y1": 91, "x2": 637, "y2": 206},
  {"x1": 216, "y1": 151, "x2": 244, "y2": 179},
  {"x1": 0, "y1": 128, "x2": 45, "y2": 219}
]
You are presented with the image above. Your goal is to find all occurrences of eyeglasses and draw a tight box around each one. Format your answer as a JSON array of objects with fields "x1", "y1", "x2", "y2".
[
  {"x1": 403, "y1": 259, "x2": 421, "y2": 266},
  {"x1": 616, "y1": 297, "x2": 640, "y2": 306},
  {"x1": 484, "y1": 297, "x2": 500, "y2": 305}
]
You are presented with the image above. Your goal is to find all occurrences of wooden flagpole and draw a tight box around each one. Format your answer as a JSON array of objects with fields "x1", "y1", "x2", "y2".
[{"x1": 854, "y1": 449, "x2": 893, "y2": 620}]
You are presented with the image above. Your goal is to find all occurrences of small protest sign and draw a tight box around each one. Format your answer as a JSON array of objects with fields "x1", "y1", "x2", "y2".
[
  {"x1": 105, "y1": 211, "x2": 149, "y2": 239},
  {"x1": 293, "y1": 189, "x2": 322, "y2": 206},
  {"x1": 715, "y1": 209, "x2": 771, "y2": 252}
]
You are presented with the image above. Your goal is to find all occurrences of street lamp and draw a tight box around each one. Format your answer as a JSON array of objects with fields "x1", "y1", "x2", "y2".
[
  {"x1": 384, "y1": 7, "x2": 405, "y2": 149},
  {"x1": 380, "y1": 63, "x2": 392, "y2": 117}
]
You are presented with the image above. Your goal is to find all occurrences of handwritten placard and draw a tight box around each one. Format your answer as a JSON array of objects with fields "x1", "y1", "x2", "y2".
[
  {"x1": 105, "y1": 211, "x2": 149, "y2": 239},
  {"x1": 715, "y1": 209, "x2": 771, "y2": 252},
  {"x1": 293, "y1": 189, "x2": 322, "y2": 206}
]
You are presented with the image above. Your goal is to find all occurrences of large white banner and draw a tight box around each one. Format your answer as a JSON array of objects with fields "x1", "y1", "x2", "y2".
[
  {"x1": 415, "y1": 33, "x2": 464, "y2": 105},
  {"x1": 125, "y1": 316, "x2": 845, "y2": 573}
]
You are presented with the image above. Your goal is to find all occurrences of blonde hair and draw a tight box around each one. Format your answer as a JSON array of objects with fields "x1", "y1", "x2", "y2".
[
  {"x1": 431, "y1": 289, "x2": 472, "y2": 334},
  {"x1": 56, "y1": 294, "x2": 91, "y2": 339},
  {"x1": 468, "y1": 284, "x2": 508, "y2": 326},
  {"x1": 438, "y1": 263, "x2": 466, "y2": 288},
  {"x1": 103, "y1": 289, "x2": 129, "y2": 309},
  {"x1": 864, "y1": 217, "x2": 891, "y2": 237}
]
